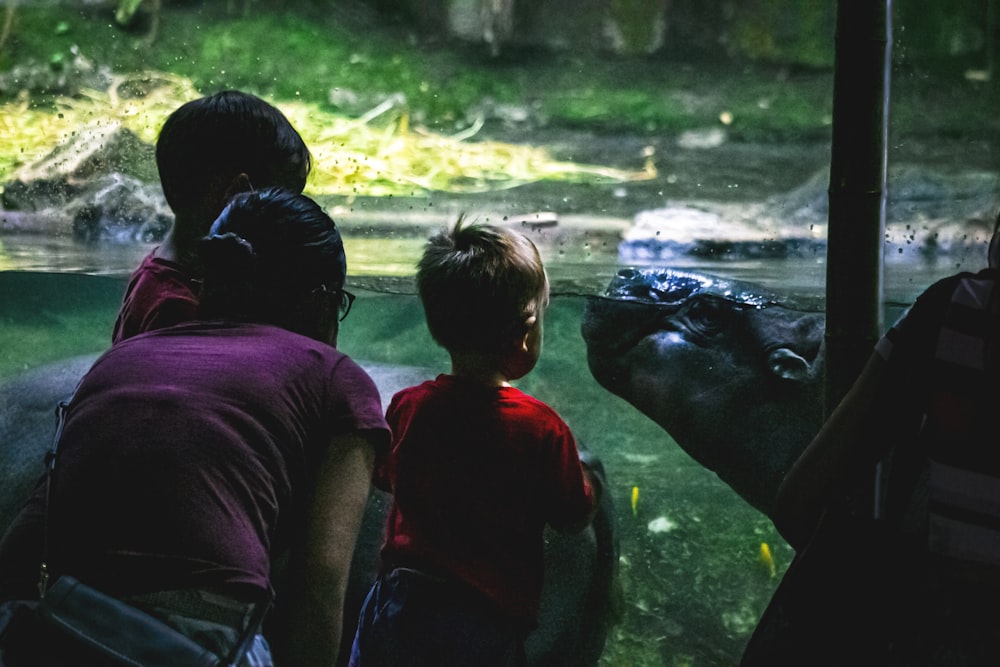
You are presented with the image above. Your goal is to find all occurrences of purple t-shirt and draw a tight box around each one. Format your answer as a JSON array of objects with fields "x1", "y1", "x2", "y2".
[{"x1": 24, "y1": 322, "x2": 388, "y2": 597}]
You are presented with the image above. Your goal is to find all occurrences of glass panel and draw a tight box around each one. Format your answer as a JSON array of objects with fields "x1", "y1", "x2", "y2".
[{"x1": 0, "y1": 2, "x2": 994, "y2": 664}]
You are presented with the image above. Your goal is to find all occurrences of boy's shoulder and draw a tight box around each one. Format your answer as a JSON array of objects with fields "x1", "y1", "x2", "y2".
[
  {"x1": 112, "y1": 251, "x2": 200, "y2": 344},
  {"x1": 126, "y1": 251, "x2": 199, "y2": 296},
  {"x1": 390, "y1": 375, "x2": 565, "y2": 417}
]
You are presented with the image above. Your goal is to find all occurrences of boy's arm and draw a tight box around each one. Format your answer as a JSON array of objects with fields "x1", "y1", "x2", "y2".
[
  {"x1": 579, "y1": 446, "x2": 605, "y2": 513},
  {"x1": 547, "y1": 432, "x2": 603, "y2": 534}
]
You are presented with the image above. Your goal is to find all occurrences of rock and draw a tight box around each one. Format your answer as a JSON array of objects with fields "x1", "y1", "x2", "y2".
[
  {"x1": 619, "y1": 165, "x2": 998, "y2": 264},
  {"x1": 0, "y1": 50, "x2": 114, "y2": 99},
  {"x1": 621, "y1": 203, "x2": 826, "y2": 262},
  {"x1": 71, "y1": 173, "x2": 172, "y2": 243},
  {"x1": 6, "y1": 122, "x2": 158, "y2": 195},
  {"x1": 0, "y1": 172, "x2": 171, "y2": 243},
  {"x1": 1, "y1": 123, "x2": 170, "y2": 242},
  {"x1": 0, "y1": 209, "x2": 73, "y2": 236}
]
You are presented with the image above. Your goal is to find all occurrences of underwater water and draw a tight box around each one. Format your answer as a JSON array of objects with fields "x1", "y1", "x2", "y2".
[
  {"x1": 2, "y1": 205, "x2": 990, "y2": 665},
  {"x1": 0, "y1": 265, "x2": 791, "y2": 666},
  {"x1": 1, "y1": 219, "x2": 987, "y2": 665}
]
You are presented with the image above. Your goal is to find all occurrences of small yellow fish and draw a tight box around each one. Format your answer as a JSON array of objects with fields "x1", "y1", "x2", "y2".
[
  {"x1": 759, "y1": 542, "x2": 776, "y2": 578},
  {"x1": 631, "y1": 486, "x2": 639, "y2": 516}
]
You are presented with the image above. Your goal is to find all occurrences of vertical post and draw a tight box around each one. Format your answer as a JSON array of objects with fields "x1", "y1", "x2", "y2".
[
  {"x1": 989, "y1": 0, "x2": 999, "y2": 85},
  {"x1": 824, "y1": 0, "x2": 892, "y2": 418}
]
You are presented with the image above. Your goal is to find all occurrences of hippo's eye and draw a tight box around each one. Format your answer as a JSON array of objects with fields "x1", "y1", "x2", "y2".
[{"x1": 677, "y1": 297, "x2": 727, "y2": 337}]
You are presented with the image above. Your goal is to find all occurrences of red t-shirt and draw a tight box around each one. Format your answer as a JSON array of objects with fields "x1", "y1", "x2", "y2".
[
  {"x1": 111, "y1": 251, "x2": 200, "y2": 344},
  {"x1": 378, "y1": 374, "x2": 596, "y2": 626}
]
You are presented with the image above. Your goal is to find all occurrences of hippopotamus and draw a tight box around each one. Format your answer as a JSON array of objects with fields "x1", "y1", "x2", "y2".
[
  {"x1": 581, "y1": 267, "x2": 826, "y2": 517},
  {"x1": 0, "y1": 354, "x2": 618, "y2": 666}
]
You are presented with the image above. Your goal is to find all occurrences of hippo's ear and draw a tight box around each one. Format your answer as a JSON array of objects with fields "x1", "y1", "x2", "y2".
[{"x1": 767, "y1": 347, "x2": 813, "y2": 382}]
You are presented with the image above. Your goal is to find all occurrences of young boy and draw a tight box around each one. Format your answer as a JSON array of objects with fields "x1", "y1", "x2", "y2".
[
  {"x1": 111, "y1": 89, "x2": 312, "y2": 343},
  {"x1": 349, "y1": 218, "x2": 601, "y2": 666}
]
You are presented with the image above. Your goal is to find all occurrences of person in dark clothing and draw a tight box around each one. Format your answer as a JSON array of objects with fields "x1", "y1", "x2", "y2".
[
  {"x1": 757, "y1": 212, "x2": 1000, "y2": 666},
  {"x1": 0, "y1": 188, "x2": 388, "y2": 667},
  {"x1": 112, "y1": 89, "x2": 311, "y2": 344}
]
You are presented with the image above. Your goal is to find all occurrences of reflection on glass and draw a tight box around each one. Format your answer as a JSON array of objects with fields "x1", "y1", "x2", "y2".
[{"x1": 0, "y1": 2, "x2": 995, "y2": 664}]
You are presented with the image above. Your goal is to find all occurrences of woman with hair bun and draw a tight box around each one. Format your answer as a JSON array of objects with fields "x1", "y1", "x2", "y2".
[{"x1": 0, "y1": 188, "x2": 388, "y2": 667}]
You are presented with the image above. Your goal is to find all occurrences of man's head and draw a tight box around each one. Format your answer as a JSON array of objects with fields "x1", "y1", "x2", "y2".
[
  {"x1": 156, "y1": 90, "x2": 311, "y2": 236},
  {"x1": 198, "y1": 188, "x2": 348, "y2": 343},
  {"x1": 417, "y1": 217, "x2": 549, "y2": 360}
]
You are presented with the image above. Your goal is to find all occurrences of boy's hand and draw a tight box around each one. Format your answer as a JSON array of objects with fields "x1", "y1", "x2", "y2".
[{"x1": 578, "y1": 447, "x2": 605, "y2": 504}]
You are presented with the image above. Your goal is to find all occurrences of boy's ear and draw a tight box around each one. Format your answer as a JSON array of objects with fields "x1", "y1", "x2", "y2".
[
  {"x1": 223, "y1": 173, "x2": 254, "y2": 201},
  {"x1": 518, "y1": 314, "x2": 538, "y2": 351}
]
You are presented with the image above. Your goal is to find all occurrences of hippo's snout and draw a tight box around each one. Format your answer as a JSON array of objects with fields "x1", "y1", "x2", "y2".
[{"x1": 581, "y1": 267, "x2": 827, "y2": 516}]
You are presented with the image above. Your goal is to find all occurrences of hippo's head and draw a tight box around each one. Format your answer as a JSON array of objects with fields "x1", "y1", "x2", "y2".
[{"x1": 581, "y1": 268, "x2": 825, "y2": 517}]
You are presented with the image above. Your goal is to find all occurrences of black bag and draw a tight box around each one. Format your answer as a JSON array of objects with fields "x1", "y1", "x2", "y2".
[
  {"x1": 37, "y1": 576, "x2": 226, "y2": 667},
  {"x1": 1, "y1": 579, "x2": 269, "y2": 667}
]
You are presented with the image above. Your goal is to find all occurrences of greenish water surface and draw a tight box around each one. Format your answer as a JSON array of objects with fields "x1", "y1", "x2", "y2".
[{"x1": 0, "y1": 269, "x2": 789, "y2": 666}]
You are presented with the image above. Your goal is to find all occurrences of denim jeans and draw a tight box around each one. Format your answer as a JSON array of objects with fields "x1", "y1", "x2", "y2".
[{"x1": 349, "y1": 568, "x2": 527, "y2": 667}]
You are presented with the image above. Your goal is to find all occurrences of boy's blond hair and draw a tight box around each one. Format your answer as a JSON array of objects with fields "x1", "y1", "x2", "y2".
[{"x1": 417, "y1": 217, "x2": 549, "y2": 354}]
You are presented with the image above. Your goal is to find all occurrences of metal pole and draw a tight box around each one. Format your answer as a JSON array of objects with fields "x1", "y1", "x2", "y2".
[
  {"x1": 989, "y1": 0, "x2": 999, "y2": 85},
  {"x1": 824, "y1": 0, "x2": 892, "y2": 418}
]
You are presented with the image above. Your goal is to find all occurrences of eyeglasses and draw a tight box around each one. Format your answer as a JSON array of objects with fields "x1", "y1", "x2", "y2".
[
  {"x1": 312, "y1": 285, "x2": 356, "y2": 322},
  {"x1": 338, "y1": 289, "x2": 356, "y2": 322}
]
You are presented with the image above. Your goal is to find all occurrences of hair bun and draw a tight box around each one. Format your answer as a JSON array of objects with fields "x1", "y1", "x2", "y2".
[{"x1": 200, "y1": 232, "x2": 256, "y2": 274}]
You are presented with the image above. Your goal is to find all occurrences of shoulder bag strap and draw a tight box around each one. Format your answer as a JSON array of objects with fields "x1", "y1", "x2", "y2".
[
  {"x1": 38, "y1": 399, "x2": 70, "y2": 598},
  {"x1": 223, "y1": 587, "x2": 274, "y2": 667}
]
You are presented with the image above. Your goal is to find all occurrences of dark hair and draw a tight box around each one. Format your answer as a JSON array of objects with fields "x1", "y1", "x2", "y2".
[
  {"x1": 198, "y1": 188, "x2": 345, "y2": 327},
  {"x1": 416, "y1": 216, "x2": 548, "y2": 354},
  {"x1": 156, "y1": 90, "x2": 311, "y2": 227}
]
